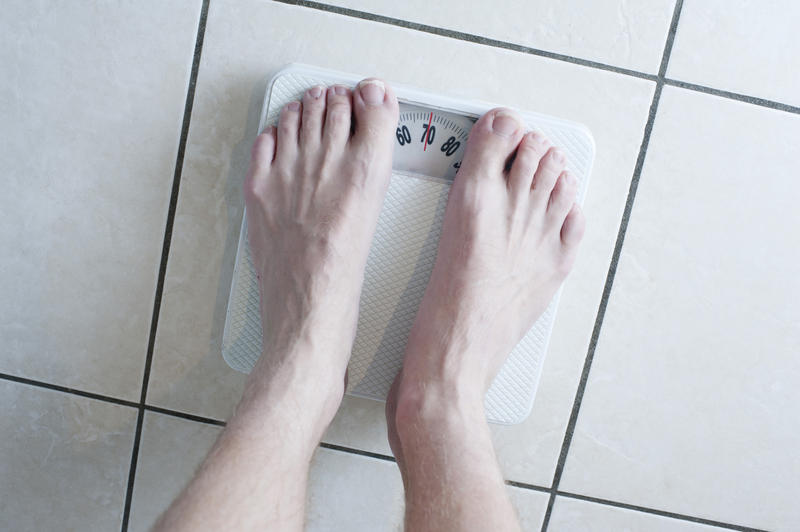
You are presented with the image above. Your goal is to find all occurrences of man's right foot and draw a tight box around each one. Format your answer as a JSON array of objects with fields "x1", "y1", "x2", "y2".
[
  {"x1": 242, "y1": 79, "x2": 398, "y2": 438},
  {"x1": 387, "y1": 108, "x2": 585, "y2": 461}
]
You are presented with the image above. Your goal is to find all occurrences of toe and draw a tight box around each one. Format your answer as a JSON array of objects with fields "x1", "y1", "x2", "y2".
[
  {"x1": 508, "y1": 131, "x2": 550, "y2": 199},
  {"x1": 561, "y1": 202, "x2": 586, "y2": 251},
  {"x1": 276, "y1": 101, "x2": 301, "y2": 162},
  {"x1": 249, "y1": 127, "x2": 277, "y2": 173},
  {"x1": 531, "y1": 147, "x2": 566, "y2": 208},
  {"x1": 323, "y1": 85, "x2": 353, "y2": 149},
  {"x1": 300, "y1": 86, "x2": 325, "y2": 148},
  {"x1": 459, "y1": 108, "x2": 525, "y2": 180},
  {"x1": 352, "y1": 78, "x2": 399, "y2": 148},
  {"x1": 547, "y1": 170, "x2": 578, "y2": 226},
  {"x1": 244, "y1": 127, "x2": 276, "y2": 203}
]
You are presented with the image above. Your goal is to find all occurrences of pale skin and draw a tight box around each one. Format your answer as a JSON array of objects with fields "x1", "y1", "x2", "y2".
[{"x1": 155, "y1": 78, "x2": 584, "y2": 531}]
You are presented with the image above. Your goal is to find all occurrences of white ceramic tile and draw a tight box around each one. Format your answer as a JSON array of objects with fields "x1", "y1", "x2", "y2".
[
  {"x1": 550, "y1": 496, "x2": 730, "y2": 531},
  {"x1": 129, "y1": 411, "x2": 547, "y2": 531},
  {"x1": 669, "y1": 0, "x2": 800, "y2": 107},
  {"x1": 0, "y1": 0, "x2": 202, "y2": 400},
  {"x1": 149, "y1": 0, "x2": 655, "y2": 489},
  {"x1": 328, "y1": 0, "x2": 676, "y2": 74},
  {"x1": 129, "y1": 411, "x2": 404, "y2": 531},
  {"x1": 559, "y1": 87, "x2": 800, "y2": 531},
  {"x1": 305, "y1": 449, "x2": 405, "y2": 532},
  {"x1": 508, "y1": 487, "x2": 550, "y2": 531},
  {"x1": 128, "y1": 412, "x2": 222, "y2": 532},
  {"x1": 0, "y1": 380, "x2": 137, "y2": 531}
]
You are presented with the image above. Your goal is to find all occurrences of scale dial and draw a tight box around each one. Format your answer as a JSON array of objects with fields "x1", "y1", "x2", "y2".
[{"x1": 393, "y1": 102, "x2": 477, "y2": 181}]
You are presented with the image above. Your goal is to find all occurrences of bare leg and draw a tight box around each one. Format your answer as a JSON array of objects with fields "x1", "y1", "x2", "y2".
[
  {"x1": 386, "y1": 109, "x2": 585, "y2": 531},
  {"x1": 154, "y1": 79, "x2": 398, "y2": 531}
]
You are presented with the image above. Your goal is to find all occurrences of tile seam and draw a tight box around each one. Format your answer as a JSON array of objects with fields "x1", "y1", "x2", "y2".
[
  {"x1": 540, "y1": 0, "x2": 684, "y2": 530},
  {"x1": 0, "y1": 371, "x2": 771, "y2": 531},
  {"x1": 272, "y1": 0, "x2": 657, "y2": 80},
  {"x1": 274, "y1": 0, "x2": 800, "y2": 115},
  {"x1": 556, "y1": 491, "x2": 769, "y2": 532},
  {"x1": 505, "y1": 480, "x2": 551, "y2": 494},
  {"x1": 119, "y1": 0, "x2": 211, "y2": 529},
  {"x1": 319, "y1": 442, "x2": 397, "y2": 463},
  {"x1": 144, "y1": 405, "x2": 227, "y2": 427},
  {"x1": 0, "y1": 372, "x2": 139, "y2": 409},
  {"x1": 664, "y1": 78, "x2": 800, "y2": 114}
]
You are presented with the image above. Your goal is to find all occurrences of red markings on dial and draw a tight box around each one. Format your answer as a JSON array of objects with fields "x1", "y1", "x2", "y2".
[{"x1": 423, "y1": 111, "x2": 433, "y2": 151}]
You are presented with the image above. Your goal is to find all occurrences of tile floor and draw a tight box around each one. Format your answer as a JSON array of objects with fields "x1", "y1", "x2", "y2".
[{"x1": 2, "y1": 0, "x2": 798, "y2": 530}]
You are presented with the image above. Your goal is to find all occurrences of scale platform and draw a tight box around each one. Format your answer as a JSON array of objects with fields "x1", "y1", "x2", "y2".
[{"x1": 222, "y1": 64, "x2": 594, "y2": 424}]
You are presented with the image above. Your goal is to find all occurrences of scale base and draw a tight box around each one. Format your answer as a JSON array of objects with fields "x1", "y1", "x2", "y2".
[{"x1": 221, "y1": 64, "x2": 595, "y2": 425}]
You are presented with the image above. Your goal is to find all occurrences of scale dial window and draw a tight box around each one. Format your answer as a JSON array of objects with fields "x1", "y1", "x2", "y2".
[{"x1": 393, "y1": 102, "x2": 477, "y2": 181}]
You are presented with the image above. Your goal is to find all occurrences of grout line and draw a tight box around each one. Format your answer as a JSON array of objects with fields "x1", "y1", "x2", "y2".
[
  {"x1": 136, "y1": 0, "x2": 210, "y2": 411},
  {"x1": 0, "y1": 369, "x2": 769, "y2": 532},
  {"x1": 0, "y1": 364, "x2": 770, "y2": 531},
  {"x1": 664, "y1": 78, "x2": 800, "y2": 114},
  {"x1": 538, "y1": 82, "x2": 663, "y2": 525},
  {"x1": 275, "y1": 0, "x2": 800, "y2": 116},
  {"x1": 319, "y1": 442, "x2": 397, "y2": 463},
  {"x1": 121, "y1": 409, "x2": 145, "y2": 529},
  {"x1": 505, "y1": 480, "x2": 551, "y2": 494},
  {"x1": 144, "y1": 405, "x2": 227, "y2": 427},
  {"x1": 272, "y1": 0, "x2": 657, "y2": 81},
  {"x1": 120, "y1": 0, "x2": 210, "y2": 530},
  {"x1": 556, "y1": 491, "x2": 769, "y2": 532},
  {"x1": 0, "y1": 372, "x2": 223, "y2": 431},
  {"x1": 540, "y1": 1, "x2": 684, "y2": 530},
  {"x1": 0, "y1": 373, "x2": 139, "y2": 409},
  {"x1": 0, "y1": 367, "x2": 403, "y2": 468},
  {"x1": 0, "y1": 370, "x2": 401, "y2": 469}
]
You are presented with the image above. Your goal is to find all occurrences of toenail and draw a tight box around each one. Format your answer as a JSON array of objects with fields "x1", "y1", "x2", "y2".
[
  {"x1": 359, "y1": 79, "x2": 386, "y2": 106},
  {"x1": 530, "y1": 131, "x2": 546, "y2": 145},
  {"x1": 333, "y1": 85, "x2": 347, "y2": 96},
  {"x1": 308, "y1": 86, "x2": 323, "y2": 99},
  {"x1": 565, "y1": 171, "x2": 578, "y2": 186},
  {"x1": 552, "y1": 149, "x2": 565, "y2": 164},
  {"x1": 287, "y1": 101, "x2": 300, "y2": 112},
  {"x1": 491, "y1": 111, "x2": 520, "y2": 137}
]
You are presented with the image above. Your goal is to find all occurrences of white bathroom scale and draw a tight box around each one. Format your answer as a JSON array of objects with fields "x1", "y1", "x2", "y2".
[{"x1": 222, "y1": 64, "x2": 594, "y2": 424}]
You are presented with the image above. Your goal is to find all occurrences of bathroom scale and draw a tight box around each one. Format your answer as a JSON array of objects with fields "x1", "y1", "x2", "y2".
[{"x1": 222, "y1": 63, "x2": 594, "y2": 424}]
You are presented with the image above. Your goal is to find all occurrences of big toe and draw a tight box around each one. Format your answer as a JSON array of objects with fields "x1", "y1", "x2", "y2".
[
  {"x1": 560, "y1": 203, "x2": 586, "y2": 260},
  {"x1": 352, "y1": 78, "x2": 399, "y2": 152},
  {"x1": 459, "y1": 108, "x2": 525, "y2": 179}
]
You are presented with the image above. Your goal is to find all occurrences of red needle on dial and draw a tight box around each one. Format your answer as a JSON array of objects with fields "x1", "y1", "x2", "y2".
[{"x1": 423, "y1": 111, "x2": 433, "y2": 151}]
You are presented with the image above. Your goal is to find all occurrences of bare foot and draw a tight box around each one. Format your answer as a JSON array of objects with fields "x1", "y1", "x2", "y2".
[
  {"x1": 243, "y1": 79, "x2": 398, "y2": 427},
  {"x1": 388, "y1": 108, "x2": 585, "y2": 466}
]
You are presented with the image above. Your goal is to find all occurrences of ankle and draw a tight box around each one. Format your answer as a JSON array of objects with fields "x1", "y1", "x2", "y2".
[
  {"x1": 393, "y1": 371, "x2": 486, "y2": 442},
  {"x1": 243, "y1": 345, "x2": 346, "y2": 434}
]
